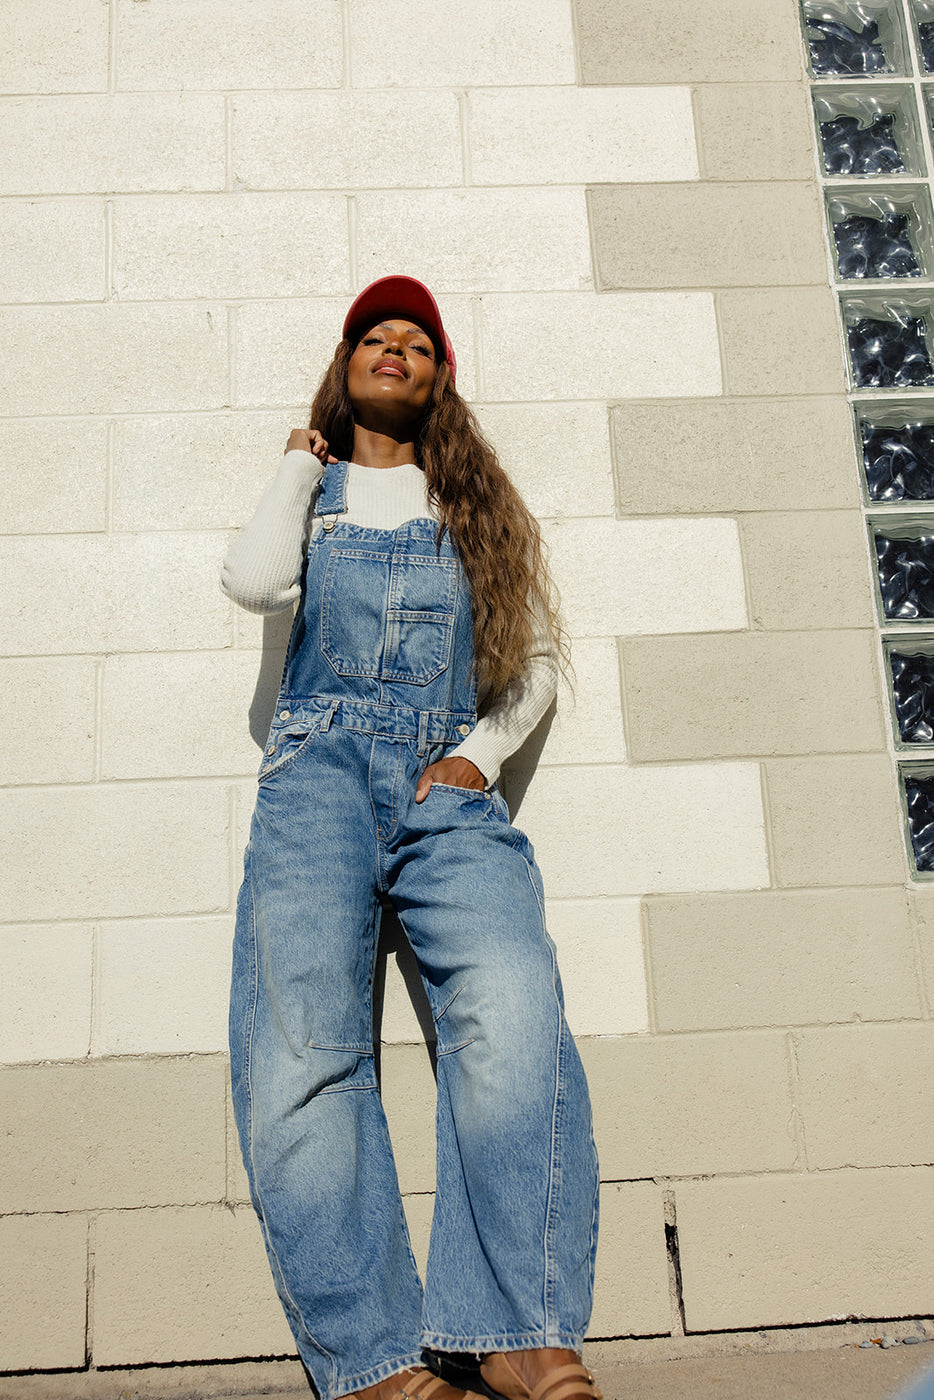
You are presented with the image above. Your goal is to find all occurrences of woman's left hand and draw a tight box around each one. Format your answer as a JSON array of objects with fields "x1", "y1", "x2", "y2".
[{"x1": 415, "y1": 757, "x2": 486, "y2": 803}]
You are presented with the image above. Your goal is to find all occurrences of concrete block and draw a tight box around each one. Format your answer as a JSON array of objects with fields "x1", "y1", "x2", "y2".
[
  {"x1": 0, "y1": 1214, "x2": 87, "y2": 1370},
  {"x1": 473, "y1": 403, "x2": 615, "y2": 520},
  {"x1": 116, "y1": 0, "x2": 342, "y2": 91},
  {"x1": 0, "y1": 782, "x2": 230, "y2": 921},
  {"x1": 101, "y1": 653, "x2": 264, "y2": 779},
  {"x1": 0, "y1": 418, "x2": 107, "y2": 533},
  {"x1": 545, "y1": 899, "x2": 648, "y2": 1036},
  {"x1": 379, "y1": 1042, "x2": 437, "y2": 1195},
  {"x1": 112, "y1": 411, "x2": 296, "y2": 532},
  {"x1": 0, "y1": 94, "x2": 225, "y2": 196},
  {"x1": 620, "y1": 631, "x2": 885, "y2": 761},
  {"x1": 795, "y1": 1023, "x2": 934, "y2": 1168},
  {"x1": 0, "y1": 304, "x2": 228, "y2": 416},
  {"x1": 719, "y1": 288, "x2": 846, "y2": 397},
  {"x1": 402, "y1": 1192, "x2": 434, "y2": 1279},
  {"x1": 1, "y1": 533, "x2": 231, "y2": 655},
  {"x1": 588, "y1": 1181, "x2": 670, "y2": 1339},
  {"x1": 576, "y1": 0, "x2": 805, "y2": 83},
  {"x1": 235, "y1": 296, "x2": 477, "y2": 406},
  {"x1": 645, "y1": 887, "x2": 921, "y2": 1031},
  {"x1": 232, "y1": 91, "x2": 462, "y2": 189},
  {"x1": 580, "y1": 1031, "x2": 795, "y2": 1177},
  {"x1": 543, "y1": 517, "x2": 746, "y2": 638},
  {"x1": 512, "y1": 761, "x2": 768, "y2": 899},
  {"x1": 741, "y1": 511, "x2": 875, "y2": 630},
  {"x1": 765, "y1": 754, "x2": 907, "y2": 887},
  {"x1": 379, "y1": 943, "x2": 431, "y2": 1047},
  {"x1": 0, "y1": 657, "x2": 96, "y2": 783},
  {"x1": 357, "y1": 189, "x2": 592, "y2": 293},
  {"x1": 14, "y1": 450, "x2": 107, "y2": 583},
  {"x1": 349, "y1": 0, "x2": 576, "y2": 86},
  {"x1": 94, "y1": 917, "x2": 233, "y2": 1056},
  {"x1": 0, "y1": 198, "x2": 104, "y2": 302},
  {"x1": 676, "y1": 1167, "x2": 934, "y2": 1329},
  {"x1": 0, "y1": 0, "x2": 108, "y2": 93},
  {"x1": 611, "y1": 397, "x2": 859, "y2": 516},
  {"x1": 468, "y1": 86, "x2": 697, "y2": 185},
  {"x1": 696, "y1": 84, "x2": 817, "y2": 181},
  {"x1": 113, "y1": 194, "x2": 349, "y2": 301},
  {"x1": 0, "y1": 924, "x2": 92, "y2": 1065},
  {"x1": 507, "y1": 638, "x2": 627, "y2": 769},
  {"x1": 480, "y1": 292, "x2": 721, "y2": 401},
  {"x1": 590, "y1": 183, "x2": 826, "y2": 290},
  {"x1": 92, "y1": 1205, "x2": 295, "y2": 1365},
  {"x1": 0, "y1": 1057, "x2": 226, "y2": 1212}
]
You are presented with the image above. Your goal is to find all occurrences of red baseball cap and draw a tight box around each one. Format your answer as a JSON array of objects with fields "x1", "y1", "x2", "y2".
[{"x1": 342, "y1": 275, "x2": 456, "y2": 383}]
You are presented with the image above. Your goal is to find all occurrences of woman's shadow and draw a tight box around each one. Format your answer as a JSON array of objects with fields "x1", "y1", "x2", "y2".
[{"x1": 248, "y1": 613, "x2": 555, "y2": 1085}]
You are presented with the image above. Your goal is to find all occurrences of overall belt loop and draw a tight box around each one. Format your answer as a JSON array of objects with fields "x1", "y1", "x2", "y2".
[
  {"x1": 417, "y1": 710, "x2": 430, "y2": 757},
  {"x1": 321, "y1": 700, "x2": 339, "y2": 732}
]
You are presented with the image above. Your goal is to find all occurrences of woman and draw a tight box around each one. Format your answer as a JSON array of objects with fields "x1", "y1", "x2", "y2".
[{"x1": 223, "y1": 276, "x2": 601, "y2": 1400}]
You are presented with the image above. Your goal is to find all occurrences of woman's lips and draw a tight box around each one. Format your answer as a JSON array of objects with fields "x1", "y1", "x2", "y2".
[{"x1": 373, "y1": 359, "x2": 407, "y2": 377}]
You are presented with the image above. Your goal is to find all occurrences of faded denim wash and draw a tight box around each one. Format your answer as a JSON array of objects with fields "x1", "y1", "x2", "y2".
[{"x1": 230, "y1": 461, "x2": 600, "y2": 1400}]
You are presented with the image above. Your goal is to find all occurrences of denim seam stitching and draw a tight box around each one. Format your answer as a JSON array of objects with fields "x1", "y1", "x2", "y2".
[{"x1": 243, "y1": 868, "x2": 334, "y2": 1380}]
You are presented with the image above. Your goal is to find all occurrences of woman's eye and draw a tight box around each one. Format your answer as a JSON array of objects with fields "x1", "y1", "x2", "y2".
[
  {"x1": 362, "y1": 336, "x2": 382, "y2": 346},
  {"x1": 413, "y1": 344, "x2": 432, "y2": 357}
]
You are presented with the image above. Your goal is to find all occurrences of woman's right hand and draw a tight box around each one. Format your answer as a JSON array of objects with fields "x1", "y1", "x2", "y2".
[{"x1": 285, "y1": 428, "x2": 338, "y2": 464}]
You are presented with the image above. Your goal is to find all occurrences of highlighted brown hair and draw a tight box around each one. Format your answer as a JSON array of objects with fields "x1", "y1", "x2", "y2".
[{"x1": 308, "y1": 340, "x2": 567, "y2": 698}]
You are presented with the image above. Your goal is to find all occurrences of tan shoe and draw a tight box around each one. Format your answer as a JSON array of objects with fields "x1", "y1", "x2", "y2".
[
  {"x1": 394, "y1": 1368, "x2": 489, "y2": 1400},
  {"x1": 480, "y1": 1355, "x2": 603, "y2": 1400}
]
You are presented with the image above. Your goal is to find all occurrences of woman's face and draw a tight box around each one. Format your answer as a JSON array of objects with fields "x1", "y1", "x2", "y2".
[{"x1": 346, "y1": 318, "x2": 438, "y2": 427}]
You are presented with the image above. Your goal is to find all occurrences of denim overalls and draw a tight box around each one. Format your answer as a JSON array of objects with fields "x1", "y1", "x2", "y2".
[{"x1": 229, "y1": 461, "x2": 600, "y2": 1400}]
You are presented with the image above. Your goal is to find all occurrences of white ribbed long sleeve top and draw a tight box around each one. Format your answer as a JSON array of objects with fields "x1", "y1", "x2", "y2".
[{"x1": 220, "y1": 450, "x2": 558, "y2": 784}]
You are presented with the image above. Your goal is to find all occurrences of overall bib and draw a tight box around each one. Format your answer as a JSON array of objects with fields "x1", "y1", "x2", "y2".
[{"x1": 230, "y1": 461, "x2": 600, "y2": 1400}]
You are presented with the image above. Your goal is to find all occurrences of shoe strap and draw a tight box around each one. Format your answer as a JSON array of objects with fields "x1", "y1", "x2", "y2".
[
  {"x1": 529, "y1": 1364, "x2": 603, "y2": 1400},
  {"x1": 397, "y1": 1373, "x2": 452, "y2": 1400}
]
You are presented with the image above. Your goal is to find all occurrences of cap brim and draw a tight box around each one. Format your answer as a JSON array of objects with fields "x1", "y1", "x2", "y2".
[{"x1": 342, "y1": 275, "x2": 456, "y2": 382}]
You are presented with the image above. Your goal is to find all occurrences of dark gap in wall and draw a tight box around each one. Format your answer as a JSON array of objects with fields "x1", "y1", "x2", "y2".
[{"x1": 663, "y1": 1189, "x2": 686, "y2": 1336}]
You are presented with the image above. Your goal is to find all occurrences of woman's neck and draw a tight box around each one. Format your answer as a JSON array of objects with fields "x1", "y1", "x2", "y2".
[{"x1": 350, "y1": 424, "x2": 418, "y2": 470}]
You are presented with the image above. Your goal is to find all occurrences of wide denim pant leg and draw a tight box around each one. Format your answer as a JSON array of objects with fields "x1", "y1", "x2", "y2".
[
  {"x1": 385, "y1": 749, "x2": 599, "y2": 1354},
  {"x1": 230, "y1": 721, "x2": 600, "y2": 1400},
  {"x1": 230, "y1": 727, "x2": 427, "y2": 1400}
]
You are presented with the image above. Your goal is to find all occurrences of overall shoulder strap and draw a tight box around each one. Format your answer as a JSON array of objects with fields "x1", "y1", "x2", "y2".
[{"x1": 314, "y1": 459, "x2": 350, "y2": 527}]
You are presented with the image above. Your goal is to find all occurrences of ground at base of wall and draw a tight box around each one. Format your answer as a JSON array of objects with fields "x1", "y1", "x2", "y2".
[{"x1": 3, "y1": 1322, "x2": 934, "y2": 1400}]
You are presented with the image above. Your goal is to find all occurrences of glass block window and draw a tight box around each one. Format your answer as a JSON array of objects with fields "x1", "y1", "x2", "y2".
[{"x1": 803, "y1": 0, "x2": 934, "y2": 875}]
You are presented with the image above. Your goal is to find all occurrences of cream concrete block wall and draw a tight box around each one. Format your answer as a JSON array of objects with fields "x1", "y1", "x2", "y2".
[{"x1": 3, "y1": 0, "x2": 929, "y2": 1373}]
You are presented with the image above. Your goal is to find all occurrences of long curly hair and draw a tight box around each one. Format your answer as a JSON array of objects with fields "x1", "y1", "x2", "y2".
[{"x1": 308, "y1": 339, "x2": 567, "y2": 699}]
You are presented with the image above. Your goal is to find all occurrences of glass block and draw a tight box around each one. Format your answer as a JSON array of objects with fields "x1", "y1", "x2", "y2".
[
  {"x1": 857, "y1": 402, "x2": 934, "y2": 500},
  {"x1": 802, "y1": 2, "x2": 909, "y2": 76},
  {"x1": 843, "y1": 295, "x2": 934, "y2": 387},
  {"x1": 872, "y1": 515, "x2": 934, "y2": 620},
  {"x1": 899, "y1": 764, "x2": 934, "y2": 873},
  {"x1": 886, "y1": 641, "x2": 934, "y2": 743},
  {"x1": 827, "y1": 189, "x2": 932, "y2": 279},
  {"x1": 814, "y1": 88, "x2": 925, "y2": 176},
  {"x1": 909, "y1": 0, "x2": 934, "y2": 71}
]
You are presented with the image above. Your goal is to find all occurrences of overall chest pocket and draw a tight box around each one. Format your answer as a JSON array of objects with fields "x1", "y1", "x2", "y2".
[{"x1": 320, "y1": 546, "x2": 457, "y2": 684}]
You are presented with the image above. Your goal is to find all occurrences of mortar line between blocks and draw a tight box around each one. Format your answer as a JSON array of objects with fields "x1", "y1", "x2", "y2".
[
  {"x1": 907, "y1": 896, "x2": 933, "y2": 1019},
  {"x1": 568, "y1": 0, "x2": 584, "y2": 86},
  {"x1": 637, "y1": 896, "x2": 657, "y2": 1036},
  {"x1": 90, "y1": 920, "x2": 102, "y2": 1062},
  {"x1": 757, "y1": 760, "x2": 777, "y2": 888},
  {"x1": 85, "y1": 1213, "x2": 94, "y2": 1367}
]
